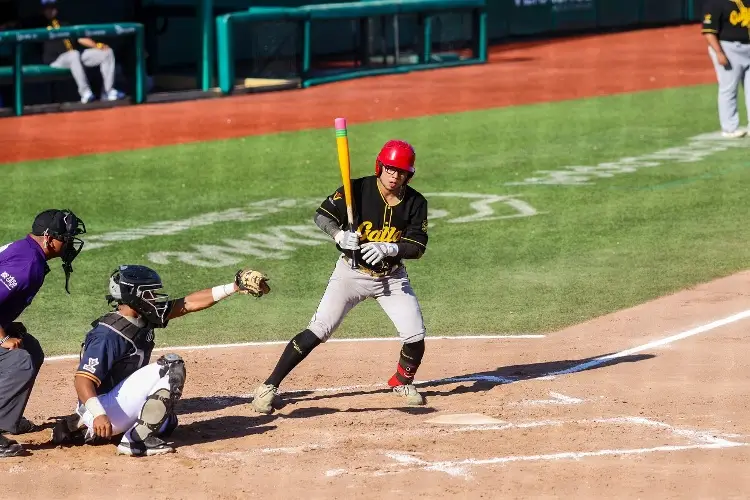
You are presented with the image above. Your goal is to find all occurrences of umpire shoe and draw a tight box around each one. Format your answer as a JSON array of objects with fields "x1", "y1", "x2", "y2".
[
  {"x1": 1, "y1": 417, "x2": 38, "y2": 435},
  {"x1": 0, "y1": 434, "x2": 24, "y2": 458},
  {"x1": 116, "y1": 435, "x2": 175, "y2": 457},
  {"x1": 393, "y1": 384, "x2": 425, "y2": 406},
  {"x1": 251, "y1": 384, "x2": 279, "y2": 414}
]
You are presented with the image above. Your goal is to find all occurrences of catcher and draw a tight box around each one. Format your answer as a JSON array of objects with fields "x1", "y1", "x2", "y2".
[{"x1": 52, "y1": 264, "x2": 270, "y2": 456}]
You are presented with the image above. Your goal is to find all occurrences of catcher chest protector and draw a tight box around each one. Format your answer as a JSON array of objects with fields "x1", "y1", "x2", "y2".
[
  {"x1": 87, "y1": 312, "x2": 155, "y2": 391},
  {"x1": 375, "y1": 140, "x2": 416, "y2": 182}
]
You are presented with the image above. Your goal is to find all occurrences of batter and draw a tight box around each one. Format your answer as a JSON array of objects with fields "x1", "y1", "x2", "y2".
[{"x1": 250, "y1": 139, "x2": 430, "y2": 414}]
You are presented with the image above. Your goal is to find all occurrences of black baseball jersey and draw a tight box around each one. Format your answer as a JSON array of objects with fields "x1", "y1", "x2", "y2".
[
  {"x1": 20, "y1": 16, "x2": 77, "y2": 64},
  {"x1": 702, "y1": 0, "x2": 750, "y2": 43},
  {"x1": 317, "y1": 175, "x2": 429, "y2": 273}
]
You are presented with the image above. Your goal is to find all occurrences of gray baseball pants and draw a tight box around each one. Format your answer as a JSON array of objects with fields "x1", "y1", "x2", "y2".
[
  {"x1": 0, "y1": 328, "x2": 44, "y2": 434},
  {"x1": 50, "y1": 48, "x2": 116, "y2": 98},
  {"x1": 307, "y1": 255, "x2": 426, "y2": 344},
  {"x1": 708, "y1": 41, "x2": 750, "y2": 133}
]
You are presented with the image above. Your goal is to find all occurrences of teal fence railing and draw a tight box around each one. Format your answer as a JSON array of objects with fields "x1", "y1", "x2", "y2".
[{"x1": 0, "y1": 22, "x2": 147, "y2": 116}]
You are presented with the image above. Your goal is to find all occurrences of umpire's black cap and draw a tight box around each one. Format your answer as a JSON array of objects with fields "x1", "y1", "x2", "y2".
[{"x1": 32, "y1": 209, "x2": 79, "y2": 238}]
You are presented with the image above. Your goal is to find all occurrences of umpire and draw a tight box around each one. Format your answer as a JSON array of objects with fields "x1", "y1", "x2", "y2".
[
  {"x1": 0, "y1": 209, "x2": 86, "y2": 457},
  {"x1": 702, "y1": 0, "x2": 750, "y2": 138}
]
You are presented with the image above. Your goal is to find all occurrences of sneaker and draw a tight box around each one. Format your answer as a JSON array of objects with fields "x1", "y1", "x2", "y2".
[
  {"x1": 392, "y1": 384, "x2": 425, "y2": 406},
  {"x1": 80, "y1": 90, "x2": 95, "y2": 104},
  {"x1": 250, "y1": 383, "x2": 279, "y2": 414},
  {"x1": 116, "y1": 435, "x2": 175, "y2": 457},
  {"x1": 102, "y1": 89, "x2": 125, "y2": 101},
  {"x1": 722, "y1": 130, "x2": 747, "y2": 138},
  {"x1": 0, "y1": 434, "x2": 23, "y2": 458}
]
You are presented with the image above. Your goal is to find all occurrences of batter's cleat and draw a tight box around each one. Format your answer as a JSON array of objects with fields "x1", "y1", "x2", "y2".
[
  {"x1": 722, "y1": 130, "x2": 747, "y2": 138},
  {"x1": 116, "y1": 436, "x2": 175, "y2": 457},
  {"x1": 250, "y1": 383, "x2": 279, "y2": 414},
  {"x1": 392, "y1": 384, "x2": 425, "y2": 406},
  {"x1": 0, "y1": 434, "x2": 24, "y2": 458}
]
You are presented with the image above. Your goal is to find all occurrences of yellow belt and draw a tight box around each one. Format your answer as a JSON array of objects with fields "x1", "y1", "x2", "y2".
[{"x1": 343, "y1": 255, "x2": 400, "y2": 278}]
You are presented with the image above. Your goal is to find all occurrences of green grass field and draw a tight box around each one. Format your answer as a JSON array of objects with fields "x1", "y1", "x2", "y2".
[{"x1": 4, "y1": 84, "x2": 750, "y2": 355}]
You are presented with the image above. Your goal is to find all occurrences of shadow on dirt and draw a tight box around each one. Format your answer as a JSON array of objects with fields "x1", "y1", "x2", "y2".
[
  {"x1": 174, "y1": 415, "x2": 277, "y2": 447},
  {"x1": 283, "y1": 352, "x2": 656, "y2": 404}
]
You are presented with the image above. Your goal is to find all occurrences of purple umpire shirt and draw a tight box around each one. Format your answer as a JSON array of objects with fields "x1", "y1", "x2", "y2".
[{"x1": 0, "y1": 235, "x2": 49, "y2": 329}]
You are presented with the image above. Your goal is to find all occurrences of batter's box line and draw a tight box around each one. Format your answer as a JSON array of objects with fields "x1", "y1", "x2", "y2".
[{"x1": 343, "y1": 416, "x2": 747, "y2": 480}]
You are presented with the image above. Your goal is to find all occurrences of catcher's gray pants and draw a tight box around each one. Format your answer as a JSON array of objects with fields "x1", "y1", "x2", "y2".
[
  {"x1": 708, "y1": 41, "x2": 750, "y2": 133},
  {"x1": 307, "y1": 254, "x2": 426, "y2": 344},
  {"x1": 0, "y1": 331, "x2": 44, "y2": 434},
  {"x1": 50, "y1": 48, "x2": 116, "y2": 98}
]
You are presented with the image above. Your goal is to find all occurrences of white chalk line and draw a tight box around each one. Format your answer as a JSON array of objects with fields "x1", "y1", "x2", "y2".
[
  {"x1": 510, "y1": 391, "x2": 584, "y2": 406},
  {"x1": 376, "y1": 416, "x2": 748, "y2": 479},
  {"x1": 262, "y1": 308, "x2": 750, "y2": 396},
  {"x1": 45, "y1": 334, "x2": 544, "y2": 362},
  {"x1": 548, "y1": 309, "x2": 750, "y2": 376}
]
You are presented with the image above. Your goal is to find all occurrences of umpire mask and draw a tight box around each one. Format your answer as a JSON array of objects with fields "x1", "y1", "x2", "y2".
[
  {"x1": 106, "y1": 265, "x2": 171, "y2": 327},
  {"x1": 31, "y1": 208, "x2": 86, "y2": 294}
]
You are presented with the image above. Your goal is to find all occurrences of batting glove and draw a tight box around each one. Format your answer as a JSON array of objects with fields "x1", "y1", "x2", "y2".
[
  {"x1": 334, "y1": 230, "x2": 361, "y2": 250},
  {"x1": 360, "y1": 242, "x2": 398, "y2": 265}
]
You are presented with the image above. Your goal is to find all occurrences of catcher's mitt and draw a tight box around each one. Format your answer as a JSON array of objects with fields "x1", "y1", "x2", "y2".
[{"x1": 235, "y1": 269, "x2": 271, "y2": 297}]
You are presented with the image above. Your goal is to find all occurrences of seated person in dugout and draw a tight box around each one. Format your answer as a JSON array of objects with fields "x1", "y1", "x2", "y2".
[{"x1": 12, "y1": 0, "x2": 126, "y2": 103}]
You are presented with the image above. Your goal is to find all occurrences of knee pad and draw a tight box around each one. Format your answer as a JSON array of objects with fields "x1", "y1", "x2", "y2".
[
  {"x1": 157, "y1": 353, "x2": 186, "y2": 400},
  {"x1": 291, "y1": 329, "x2": 322, "y2": 357},
  {"x1": 131, "y1": 388, "x2": 173, "y2": 442}
]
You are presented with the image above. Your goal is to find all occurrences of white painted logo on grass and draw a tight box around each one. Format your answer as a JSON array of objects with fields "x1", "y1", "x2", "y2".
[
  {"x1": 506, "y1": 132, "x2": 750, "y2": 186},
  {"x1": 80, "y1": 192, "x2": 540, "y2": 267}
]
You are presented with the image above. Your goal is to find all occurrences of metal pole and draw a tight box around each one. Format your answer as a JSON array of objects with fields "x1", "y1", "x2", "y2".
[
  {"x1": 13, "y1": 43, "x2": 23, "y2": 117},
  {"x1": 135, "y1": 26, "x2": 145, "y2": 103},
  {"x1": 200, "y1": 0, "x2": 213, "y2": 90},
  {"x1": 302, "y1": 18, "x2": 311, "y2": 83},
  {"x1": 393, "y1": 14, "x2": 399, "y2": 65},
  {"x1": 423, "y1": 15, "x2": 432, "y2": 64}
]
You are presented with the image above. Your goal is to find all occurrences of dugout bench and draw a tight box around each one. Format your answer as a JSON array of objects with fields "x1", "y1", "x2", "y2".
[
  {"x1": 215, "y1": 0, "x2": 487, "y2": 94},
  {"x1": 0, "y1": 23, "x2": 147, "y2": 117}
]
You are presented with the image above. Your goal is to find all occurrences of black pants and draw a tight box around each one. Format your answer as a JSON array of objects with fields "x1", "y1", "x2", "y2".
[{"x1": 0, "y1": 324, "x2": 45, "y2": 433}]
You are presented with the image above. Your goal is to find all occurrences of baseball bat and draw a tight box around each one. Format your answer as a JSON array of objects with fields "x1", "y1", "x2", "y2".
[{"x1": 334, "y1": 117, "x2": 359, "y2": 269}]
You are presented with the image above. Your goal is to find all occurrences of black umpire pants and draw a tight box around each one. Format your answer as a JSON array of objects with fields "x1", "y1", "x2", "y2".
[{"x1": 0, "y1": 323, "x2": 45, "y2": 434}]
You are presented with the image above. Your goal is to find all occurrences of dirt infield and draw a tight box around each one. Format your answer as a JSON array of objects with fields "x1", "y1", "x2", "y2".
[
  {"x1": 4, "y1": 271, "x2": 750, "y2": 499},
  {"x1": 0, "y1": 24, "x2": 715, "y2": 164},
  {"x1": 3, "y1": 23, "x2": 748, "y2": 499}
]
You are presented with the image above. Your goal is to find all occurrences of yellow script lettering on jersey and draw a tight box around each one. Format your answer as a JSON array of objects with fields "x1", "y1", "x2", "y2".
[
  {"x1": 730, "y1": 2, "x2": 750, "y2": 27},
  {"x1": 357, "y1": 221, "x2": 402, "y2": 242}
]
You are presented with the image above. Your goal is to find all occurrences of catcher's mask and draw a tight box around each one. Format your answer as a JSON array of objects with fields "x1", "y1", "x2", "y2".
[
  {"x1": 106, "y1": 265, "x2": 170, "y2": 326},
  {"x1": 31, "y1": 208, "x2": 86, "y2": 294}
]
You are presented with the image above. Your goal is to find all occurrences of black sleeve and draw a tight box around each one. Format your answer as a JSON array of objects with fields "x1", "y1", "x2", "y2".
[
  {"x1": 701, "y1": 0, "x2": 721, "y2": 35},
  {"x1": 315, "y1": 186, "x2": 347, "y2": 228},
  {"x1": 398, "y1": 197, "x2": 428, "y2": 259}
]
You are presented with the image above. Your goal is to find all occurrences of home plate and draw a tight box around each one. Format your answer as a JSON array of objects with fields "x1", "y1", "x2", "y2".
[{"x1": 426, "y1": 413, "x2": 506, "y2": 425}]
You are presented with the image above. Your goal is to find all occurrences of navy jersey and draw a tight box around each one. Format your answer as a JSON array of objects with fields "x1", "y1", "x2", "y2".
[
  {"x1": 75, "y1": 312, "x2": 161, "y2": 395},
  {"x1": 316, "y1": 175, "x2": 429, "y2": 273}
]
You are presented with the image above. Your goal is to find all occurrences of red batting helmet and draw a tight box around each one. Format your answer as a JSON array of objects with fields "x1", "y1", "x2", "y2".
[{"x1": 375, "y1": 140, "x2": 416, "y2": 181}]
